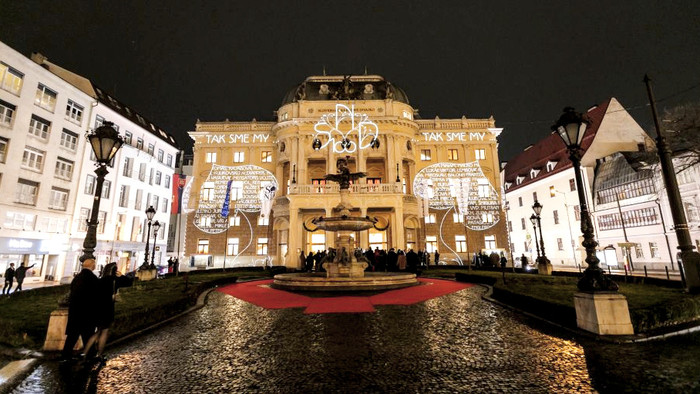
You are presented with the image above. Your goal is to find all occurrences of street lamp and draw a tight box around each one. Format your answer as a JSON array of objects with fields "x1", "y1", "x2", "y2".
[
  {"x1": 150, "y1": 220, "x2": 160, "y2": 269},
  {"x1": 615, "y1": 190, "x2": 635, "y2": 271},
  {"x1": 530, "y1": 214, "x2": 541, "y2": 260},
  {"x1": 553, "y1": 107, "x2": 618, "y2": 291},
  {"x1": 532, "y1": 200, "x2": 552, "y2": 274},
  {"x1": 79, "y1": 122, "x2": 124, "y2": 263},
  {"x1": 140, "y1": 206, "x2": 156, "y2": 270}
]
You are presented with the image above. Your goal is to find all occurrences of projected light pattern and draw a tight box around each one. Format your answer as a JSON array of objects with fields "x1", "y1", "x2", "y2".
[
  {"x1": 413, "y1": 162, "x2": 501, "y2": 231},
  {"x1": 313, "y1": 104, "x2": 379, "y2": 153},
  {"x1": 194, "y1": 164, "x2": 278, "y2": 234}
]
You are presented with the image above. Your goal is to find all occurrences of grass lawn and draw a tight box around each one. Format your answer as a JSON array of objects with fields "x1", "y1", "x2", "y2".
[{"x1": 0, "y1": 270, "x2": 270, "y2": 350}]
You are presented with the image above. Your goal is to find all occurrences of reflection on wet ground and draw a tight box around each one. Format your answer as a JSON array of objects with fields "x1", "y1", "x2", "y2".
[{"x1": 12, "y1": 285, "x2": 700, "y2": 393}]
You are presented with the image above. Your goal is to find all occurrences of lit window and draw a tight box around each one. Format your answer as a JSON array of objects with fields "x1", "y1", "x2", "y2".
[
  {"x1": 65, "y1": 100, "x2": 84, "y2": 123},
  {"x1": 369, "y1": 229, "x2": 387, "y2": 250},
  {"x1": 22, "y1": 146, "x2": 45, "y2": 171},
  {"x1": 257, "y1": 238, "x2": 268, "y2": 255},
  {"x1": 448, "y1": 149, "x2": 458, "y2": 160},
  {"x1": 426, "y1": 236, "x2": 438, "y2": 254},
  {"x1": 550, "y1": 186, "x2": 556, "y2": 198},
  {"x1": 60, "y1": 129, "x2": 78, "y2": 151},
  {"x1": 197, "y1": 239, "x2": 210, "y2": 254},
  {"x1": 484, "y1": 235, "x2": 496, "y2": 249},
  {"x1": 54, "y1": 157, "x2": 74, "y2": 180},
  {"x1": 420, "y1": 149, "x2": 431, "y2": 161},
  {"x1": 227, "y1": 238, "x2": 240, "y2": 255},
  {"x1": 475, "y1": 149, "x2": 485, "y2": 160},
  {"x1": 482, "y1": 213, "x2": 494, "y2": 223},
  {"x1": 205, "y1": 152, "x2": 217, "y2": 163},
  {"x1": 455, "y1": 235, "x2": 467, "y2": 252},
  {"x1": 425, "y1": 213, "x2": 436, "y2": 224},
  {"x1": 230, "y1": 181, "x2": 243, "y2": 200},
  {"x1": 0, "y1": 99, "x2": 16, "y2": 127},
  {"x1": 0, "y1": 63, "x2": 23, "y2": 95},
  {"x1": 234, "y1": 151, "x2": 245, "y2": 163},
  {"x1": 229, "y1": 215, "x2": 241, "y2": 226},
  {"x1": 453, "y1": 213, "x2": 464, "y2": 223},
  {"x1": 201, "y1": 182, "x2": 215, "y2": 201},
  {"x1": 199, "y1": 216, "x2": 212, "y2": 227},
  {"x1": 258, "y1": 215, "x2": 269, "y2": 225},
  {"x1": 261, "y1": 151, "x2": 272, "y2": 163},
  {"x1": 477, "y1": 178, "x2": 490, "y2": 197},
  {"x1": 35, "y1": 83, "x2": 57, "y2": 112},
  {"x1": 28, "y1": 115, "x2": 50, "y2": 139}
]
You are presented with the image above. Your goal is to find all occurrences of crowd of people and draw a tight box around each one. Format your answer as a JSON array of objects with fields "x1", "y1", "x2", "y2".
[
  {"x1": 61, "y1": 258, "x2": 133, "y2": 364},
  {"x1": 299, "y1": 247, "x2": 440, "y2": 274},
  {"x1": 2, "y1": 262, "x2": 35, "y2": 295}
]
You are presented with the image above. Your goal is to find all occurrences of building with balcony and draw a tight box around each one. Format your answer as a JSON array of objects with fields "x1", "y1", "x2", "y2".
[{"x1": 186, "y1": 74, "x2": 507, "y2": 269}]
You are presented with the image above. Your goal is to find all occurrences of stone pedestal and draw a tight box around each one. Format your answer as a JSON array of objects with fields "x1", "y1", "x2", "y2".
[
  {"x1": 43, "y1": 308, "x2": 82, "y2": 351},
  {"x1": 537, "y1": 259, "x2": 553, "y2": 275},
  {"x1": 136, "y1": 269, "x2": 157, "y2": 281},
  {"x1": 574, "y1": 292, "x2": 634, "y2": 335}
]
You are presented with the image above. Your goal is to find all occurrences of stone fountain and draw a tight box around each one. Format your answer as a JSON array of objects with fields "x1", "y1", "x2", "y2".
[{"x1": 272, "y1": 157, "x2": 418, "y2": 291}]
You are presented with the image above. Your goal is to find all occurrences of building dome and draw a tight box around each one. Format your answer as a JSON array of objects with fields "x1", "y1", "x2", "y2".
[{"x1": 281, "y1": 74, "x2": 410, "y2": 106}]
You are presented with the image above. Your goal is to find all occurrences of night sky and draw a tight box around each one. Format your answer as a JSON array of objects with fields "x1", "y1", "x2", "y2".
[{"x1": 2, "y1": 1, "x2": 699, "y2": 161}]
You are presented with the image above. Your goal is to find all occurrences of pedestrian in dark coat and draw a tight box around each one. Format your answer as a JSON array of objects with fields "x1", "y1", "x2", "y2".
[
  {"x1": 83, "y1": 262, "x2": 133, "y2": 361},
  {"x1": 3, "y1": 263, "x2": 14, "y2": 294},
  {"x1": 13, "y1": 263, "x2": 35, "y2": 292},
  {"x1": 406, "y1": 249, "x2": 419, "y2": 273},
  {"x1": 61, "y1": 258, "x2": 99, "y2": 360},
  {"x1": 387, "y1": 248, "x2": 398, "y2": 272},
  {"x1": 434, "y1": 251, "x2": 440, "y2": 266},
  {"x1": 306, "y1": 252, "x2": 315, "y2": 272}
]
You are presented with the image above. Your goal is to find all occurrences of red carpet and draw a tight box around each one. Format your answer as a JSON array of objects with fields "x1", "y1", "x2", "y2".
[{"x1": 217, "y1": 278, "x2": 472, "y2": 314}]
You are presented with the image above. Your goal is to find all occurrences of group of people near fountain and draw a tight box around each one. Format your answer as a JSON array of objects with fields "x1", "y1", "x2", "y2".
[{"x1": 300, "y1": 247, "x2": 439, "y2": 273}]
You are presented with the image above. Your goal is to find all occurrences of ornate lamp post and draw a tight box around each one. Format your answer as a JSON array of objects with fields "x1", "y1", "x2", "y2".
[
  {"x1": 532, "y1": 201, "x2": 552, "y2": 274},
  {"x1": 140, "y1": 206, "x2": 156, "y2": 270},
  {"x1": 530, "y1": 214, "x2": 541, "y2": 260},
  {"x1": 79, "y1": 122, "x2": 124, "y2": 264},
  {"x1": 553, "y1": 107, "x2": 618, "y2": 291},
  {"x1": 150, "y1": 220, "x2": 161, "y2": 269}
]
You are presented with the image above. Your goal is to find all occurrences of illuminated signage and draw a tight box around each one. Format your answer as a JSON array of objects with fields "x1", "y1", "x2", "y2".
[
  {"x1": 204, "y1": 133, "x2": 271, "y2": 144},
  {"x1": 313, "y1": 104, "x2": 379, "y2": 153},
  {"x1": 421, "y1": 132, "x2": 487, "y2": 142},
  {"x1": 193, "y1": 164, "x2": 278, "y2": 234}
]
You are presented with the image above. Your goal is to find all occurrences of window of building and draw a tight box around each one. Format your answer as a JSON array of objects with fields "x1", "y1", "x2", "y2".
[
  {"x1": 151, "y1": 195, "x2": 158, "y2": 209},
  {"x1": 97, "y1": 180, "x2": 110, "y2": 199},
  {"x1": 65, "y1": 100, "x2": 83, "y2": 124},
  {"x1": 532, "y1": 192, "x2": 538, "y2": 202},
  {"x1": 477, "y1": 178, "x2": 490, "y2": 197},
  {"x1": 158, "y1": 222, "x2": 166, "y2": 240},
  {"x1": 60, "y1": 129, "x2": 78, "y2": 151},
  {"x1": 453, "y1": 213, "x2": 464, "y2": 223},
  {"x1": 258, "y1": 215, "x2": 269, "y2": 226},
  {"x1": 685, "y1": 202, "x2": 699, "y2": 222},
  {"x1": 426, "y1": 235, "x2": 438, "y2": 254},
  {"x1": 634, "y1": 243, "x2": 644, "y2": 259},
  {"x1": 167, "y1": 154, "x2": 173, "y2": 167},
  {"x1": 149, "y1": 168, "x2": 154, "y2": 185},
  {"x1": 448, "y1": 149, "x2": 459, "y2": 160},
  {"x1": 157, "y1": 149, "x2": 164, "y2": 163},
  {"x1": 134, "y1": 189, "x2": 143, "y2": 210},
  {"x1": 22, "y1": 146, "x2": 45, "y2": 171},
  {"x1": 557, "y1": 238, "x2": 564, "y2": 251},
  {"x1": 369, "y1": 229, "x2": 387, "y2": 250},
  {"x1": 530, "y1": 168, "x2": 540, "y2": 179},
  {"x1": 147, "y1": 143, "x2": 155, "y2": 156},
  {"x1": 484, "y1": 235, "x2": 496, "y2": 249},
  {"x1": 136, "y1": 138, "x2": 143, "y2": 150},
  {"x1": 85, "y1": 174, "x2": 96, "y2": 195},
  {"x1": 138, "y1": 163, "x2": 146, "y2": 181},
  {"x1": 199, "y1": 216, "x2": 212, "y2": 227},
  {"x1": 574, "y1": 205, "x2": 581, "y2": 221},
  {"x1": 230, "y1": 181, "x2": 243, "y2": 200},
  {"x1": 516, "y1": 176, "x2": 524, "y2": 185},
  {"x1": 553, "y1": 210, "x2": 559, "y2": 224},
  {"x1": 227, "y1": 238, "x2": 240, "y2": 255},
  {"x1": 420, "y1": 149, "x2": 431, "y2": 161},
  {"x1": 54, "y1": 157, "x2": 74, "y2": 180},
  {"x1": 197, "y1": 239, "x2": 209, "y2": 254},
  {"x1": 201, "y1": 182, "x2": 215, "y2": 201},
  {"x1": 4, "y1": 212, "x2": 37, "y2": 231},
  {"x1": 521, "y1": 217, "x2": 526, "y2": 230},
  {"x1": 455, "y1": 235, "x2": 468, "y2": 252},
  {"x1": 155, "y1": 171, "x2": 162, "y2": 185},
  {"x1": 35, "y1": 83, "x2": 57, "y2": 112},
  {"x1": 28, "y1": 114, "x2": 51, "y2": 139},
  {"x1": 94, "y1": 115, "x2": 105, "y2": 129},
  {"x1": 162, "y1": 199, "x2": 168, "y2": 213},
  {"x1": 165, "y1": 175, "x2": 171, "y2": 188},
  {"x1": 261, "y1": 151, "x2": 272, "y2": 163},
  {"x1": 549, "y1": 186, "x2": 556, "y2": 198},
  {"x1": 310, "y1": 233, "x2": 325, "y2": 252},
  {"x1": 0, "y1": 99, "x2": 16, "y2": 127},
  {"x1": 482, "y1": 213, "x2": 494, "y2": 223},
  {"x1": 0, "y1": 137, "x2": 8, "y2": 163},
  {"x1": 124, "y1": 131, "x2": 132, "y2": 145},
  {"x1": 205, "y1": 151, "x2": 217, "y2": 163},
  {"x1": 569, "y1": 178, "x2": 576, "y2": 191},
  {"x1": 0, "y1": 63, "x2": 23, "y2": 95},
  {"x1": 649, "y1": 242, "x2": 660, "y2": 258},
  {"x1": 677, "y1": 168, "x2": 695, "y2": 184},
  {"x1": 508, "y1": 221, "x2": 512, "y2": 232},
  {"x1": 425, "y1": 213, "x2": 436, "y2": 224},
  {"x1": 15, "y1": 178, "x2": 39, "y2": 205},
  {"x1": 257, "y1": 238, "x2": 268, "y2": 255},
  {"x1": 123, "y1": 157, "x2": 133, "y2": 177},
  {"x1": 475, "y1": 149, "x2": 485, "y2": 160},
  {"x1": 229, "y1": 215, "x2": 241, "y2": 226},
  {"x1": 119, "y1": 185, "x2": 129, "y2": 207},
  {"x1": 48, "y1": 187, "x2": 69, "y2": 210},
  {"x1": 78, "y1": 208, "x2": 90, "y2": 231},
  {"x1": 233, "y1": 151, "x2": 245, "y2": 163},
  {"x1": 518, "y1": 196, "x2": 523, "y2": 207},
  {"x1": 546, "y1": 160, "x2": 557, "y2": 172}
]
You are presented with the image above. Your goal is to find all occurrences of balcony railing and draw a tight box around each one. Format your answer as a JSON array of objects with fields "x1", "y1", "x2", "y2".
[{"x1": 289, "y1": 182, "x2": 402, "y2": 195}]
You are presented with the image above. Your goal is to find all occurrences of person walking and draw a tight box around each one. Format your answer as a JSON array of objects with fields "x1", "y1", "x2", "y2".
[
  {"x1": 82, "y1": 262, "x2": 133, "y2": 362},
  {"x1": 13, "y1": 262, "x2": 35, "y2": 292},
  {"x1": 397, "y1": 250, "x2": 407, "y2": 271},
  {"x1": 2, "y1": 263, "x2": 14, "y2": 295},
  {"x1": 61, "y1": 258, "x2": 99, "y2": 362},
  {"x1": 434, "y1": 250, "x2": 440, "y2": 266}
]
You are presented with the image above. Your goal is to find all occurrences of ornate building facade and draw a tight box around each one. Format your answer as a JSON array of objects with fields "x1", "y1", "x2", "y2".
[{"x1": 185, "y1": 75, "x2": 507, "y2": 269}]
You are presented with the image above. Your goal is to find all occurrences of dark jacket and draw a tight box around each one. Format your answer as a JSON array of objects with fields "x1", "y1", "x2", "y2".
[
  {"x1": 95, "y1": 275, "x2": 133, "y2": 328},
  {"x1": 15, "y1": 264, "x2": 34, "y2": 281},
  {"x1": 65, "y1": 268, "x2": 99, "y2": 334},
  {"x1": 4, "y1": 267, "x2": 14, "y2": 281}
]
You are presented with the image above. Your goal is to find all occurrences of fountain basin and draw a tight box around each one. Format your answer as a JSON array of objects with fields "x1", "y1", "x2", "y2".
[
  {"x1": 311, "y1": 216, "x2": 377, "y2": 232},
  {"x1": 272, "y1": 272, "x2": 418, "y2": 292}
]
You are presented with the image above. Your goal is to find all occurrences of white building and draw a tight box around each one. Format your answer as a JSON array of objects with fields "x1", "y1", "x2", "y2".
[
  {"x1": 30, "y1": 54, "x2": 182, "y2": 276},
  {"x1": 502, "y1": 98, "x2": 654, "y2": 270},
  {"x1": 0, "y1": 41, "x2": 94, "y2": 284}
]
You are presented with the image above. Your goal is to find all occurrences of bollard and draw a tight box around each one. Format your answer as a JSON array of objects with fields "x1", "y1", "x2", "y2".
[
  {"x1": 624, "y1": 265, "x2": 629, "y2": 283},
  {"x1": 665, "y1": 266, "x2": 670, "y2": 280}
]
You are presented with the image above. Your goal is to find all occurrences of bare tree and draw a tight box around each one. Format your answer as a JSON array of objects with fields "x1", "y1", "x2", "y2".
[{"x1": 660, "y1": 101, "x2": 700, "y2": 173}]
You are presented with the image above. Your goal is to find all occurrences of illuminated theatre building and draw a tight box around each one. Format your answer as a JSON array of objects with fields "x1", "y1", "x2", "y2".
[{"x1": 185, "y1": 75, "x2": 507, "y2": 268}]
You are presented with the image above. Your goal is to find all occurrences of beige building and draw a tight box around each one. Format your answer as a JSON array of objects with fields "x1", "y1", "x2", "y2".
[{"x1": 185, "y1": 74, "x2": 507, "y2": 269}]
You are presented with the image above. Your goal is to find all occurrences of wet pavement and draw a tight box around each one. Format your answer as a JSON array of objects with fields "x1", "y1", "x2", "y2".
[{"x1": 11, "y1": 282, "x2": 700, "y2": 393}]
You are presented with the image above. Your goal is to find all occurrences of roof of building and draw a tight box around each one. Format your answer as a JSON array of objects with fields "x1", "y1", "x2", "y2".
[
  {"x1": 281, "y1": 74, "x2": 410, "y2": 106},
  {"x1": 30, "y1": 53, "x2": 180, "y2": 149},
  {"x1": 593, "y1": 152, "x2": 654, "y2": 193},
  {"x1": 502, "y1": 99, "x2": 611, "y2": 192}
]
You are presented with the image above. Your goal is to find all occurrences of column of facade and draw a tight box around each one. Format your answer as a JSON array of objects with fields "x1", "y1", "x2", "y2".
[
  {"x1": 386, "y1": 135, "x2": 396, "y2": 184},
  {"x1": 392, "y1": 205, "x2": 405, "y2": 249},
  {"x1": 359, "y1": 207, "x2": 369, "y2": 249},
  {"x1": 288, "y1": 205, "x2": 303, "y2": 268}
]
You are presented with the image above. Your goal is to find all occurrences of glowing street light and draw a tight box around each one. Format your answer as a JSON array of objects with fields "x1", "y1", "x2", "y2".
[{"x1": 140, "y1": 206, "x2": 156, "y2": 270}]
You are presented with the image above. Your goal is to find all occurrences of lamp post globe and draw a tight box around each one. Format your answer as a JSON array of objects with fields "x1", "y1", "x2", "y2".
[
  {"x1": 532, "y1": 200, "x2": 543, "y2": 216},
  {"x1": 553, "y1": 107, "x2": 617, "y2": 291},
  {"x1": 79, "y1": 122, "x2": 124, "y2": 264},
  {"x1": 150, "y1": 220, "x2": 161, "y2": 269},
  {"x1": 140, "y1": 206, "x2": 157, "y2": 270}
]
